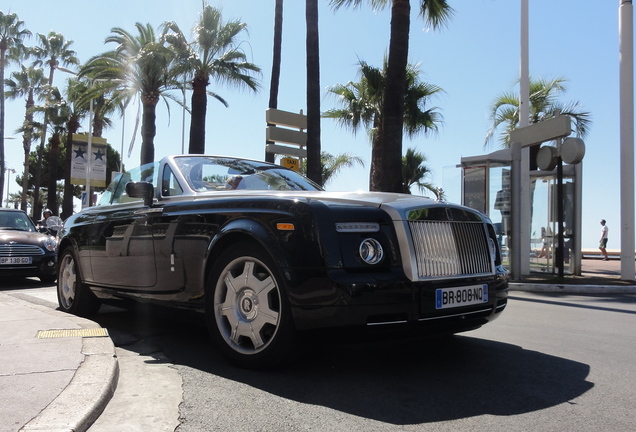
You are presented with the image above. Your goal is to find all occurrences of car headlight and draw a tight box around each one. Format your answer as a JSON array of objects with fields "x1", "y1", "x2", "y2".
[
  {"x1": 489, "y1": 238, "x2": 497, "y2": 261},
  {"x1": 359, "y1": 238, "x2": 384, "y2": 265},
  {"x1": 43, "y1": 237, "x2": 57, "y2": 252}
]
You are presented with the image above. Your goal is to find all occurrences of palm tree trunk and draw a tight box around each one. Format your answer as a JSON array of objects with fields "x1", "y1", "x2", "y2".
[
  {"x1": 189, "y1": 76, "x2": 208, "y2": 154},
  {"x1": 266, "y1": 0, "x2": 284, "y2": 163},
  {"x1": 0, "y1": 47, "x2": 6, "y2": 206},
  {"x1": 32, "y1": 122, "x2": 46, "y2": 219},
  {"x1": 379, "y1": 0, "x2": 411, "y2": 193},
  {"x1": 369, "y1": 117, "x2": 383, "y2": 191},
  {"x1": 140, "y1": 100, "x2": 157, "y2": 165},
  {"x1": 47, "y1": 133, "x2": 60, "y2": 214},
  {"x1": 21, "y1": 91, "x2": 35, "y2": 211},
  {"x1": 305, "y1": 0, "x2": 322, "y2": 185},
  {"x1": 21, "y1": 139, "x2": 30, "y2": 211},
  {"x1": 62, "y1": 120, "x2": 79, "y2": 219}
]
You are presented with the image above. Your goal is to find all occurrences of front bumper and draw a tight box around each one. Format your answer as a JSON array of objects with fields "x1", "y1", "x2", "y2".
[
  {"x1": 0, "y1": 255, "x2": 57, "y2": 279},
  {"x1": 289, "y1": 267, "x2": 509, "y2": 333}
]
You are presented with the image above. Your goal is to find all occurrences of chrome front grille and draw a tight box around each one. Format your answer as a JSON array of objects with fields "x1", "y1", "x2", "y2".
[
  {"x1": 0, "y1": 244, "x2": 45, "y2": 257},
  {"x1": 409, "y1": 220, "x2": 493, "y2": 279}
]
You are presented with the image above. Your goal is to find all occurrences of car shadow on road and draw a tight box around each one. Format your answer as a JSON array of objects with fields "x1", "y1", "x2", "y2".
[{"x1": 92, "y1": 304, "x2": 594, "y2": 426}]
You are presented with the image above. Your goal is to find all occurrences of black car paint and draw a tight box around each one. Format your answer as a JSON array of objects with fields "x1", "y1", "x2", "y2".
[{"x1": 59, "y1": 190, "x2": 508, "y2": 333}]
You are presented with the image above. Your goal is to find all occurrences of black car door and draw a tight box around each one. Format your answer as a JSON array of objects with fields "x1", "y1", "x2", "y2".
[{"x1": 89, "y1": 203, "x2": 158, "y2": 288}]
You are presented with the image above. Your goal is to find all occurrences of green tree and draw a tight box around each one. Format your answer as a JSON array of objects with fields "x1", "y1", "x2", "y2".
[
  {"x1": 30, "y1": 31, "x2": 79, "y2": 218},
  {"x1": 301, "y1": 151, "x2": 364, "y2": 186},
  {"x1": 485, "y1": 76, "x2": 591, "y2": 149},
  {"x1": 31, "y1": 85, "x2": 68, "y2": 214},
  {"x1": 4, "y1": 65, "x2": 47, "y2": 210},
  {"x1": 331, "y1": 0, "x2": 453, "y2": 192},
  {"x1": 323, "y1": 59, "x2": 443, "y2": 190},
  {"x1": 402, "y1": 147, "x2": 440, "y2": 197},
  {"x1": 162, "y1": 5, "x2": 261, "y2": 154},
  {"x1": 81, "y1": 23, "x2": 180, "y2": 166},
  {"x1": 60, "y1": 78, "x2": 90, "y2": 218},
  {"x1": 0, "y1": 11, "x2": 31, "y2": 207},
  {"x1": 24, "y1": 141, "x2": 120, "y2": 216}
]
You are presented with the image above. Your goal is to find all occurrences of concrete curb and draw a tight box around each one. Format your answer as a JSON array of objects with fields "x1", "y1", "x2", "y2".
[
  {"x1": 509, "y1": 282, "x2": 636, "y2": 294},
  {"x1": 18, "y1": 306, "x2": 119, "y2": 432}
]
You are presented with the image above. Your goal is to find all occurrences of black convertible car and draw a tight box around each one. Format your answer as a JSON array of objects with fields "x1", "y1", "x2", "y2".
[{"x1": 56, "y1": 155, "x2": 508, "y2": 367}]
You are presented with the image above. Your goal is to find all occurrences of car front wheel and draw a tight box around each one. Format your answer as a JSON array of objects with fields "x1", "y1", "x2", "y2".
[
  {"x1": 57, "y1": 248, "x2": 101, "y2": 316},
  {"x1": 205, "y1": 242, "x2": 296, "y2": 368}
]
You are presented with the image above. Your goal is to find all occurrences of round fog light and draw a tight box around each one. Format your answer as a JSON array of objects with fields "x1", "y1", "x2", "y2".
[{"x1": 359, "y1": 238, "x2": 384, "y2": 265}]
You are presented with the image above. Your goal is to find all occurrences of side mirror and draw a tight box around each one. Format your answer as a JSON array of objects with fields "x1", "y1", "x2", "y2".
[{"x1": 125, "y1": 181, "x2": 154, "y2": 207}]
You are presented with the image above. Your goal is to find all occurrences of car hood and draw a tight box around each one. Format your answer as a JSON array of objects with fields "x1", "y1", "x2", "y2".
[
  {"x1": 194, "y1": 190, "x2": 485, "y2": 222},
  {"x1": 0, "y1": 230, "x2": 51, "y2": 246}
]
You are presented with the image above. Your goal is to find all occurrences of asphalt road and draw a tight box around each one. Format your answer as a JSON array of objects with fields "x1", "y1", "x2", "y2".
[{"x1": 7, "y1": 282, "x2": 636, "y2": 431}]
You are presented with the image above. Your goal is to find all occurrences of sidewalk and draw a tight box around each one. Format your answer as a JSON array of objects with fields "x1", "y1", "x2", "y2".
[
  {"x1": 0, "y1": 291, "x2": 118, "y2": 432},
  {"x1": 0, "y1": 258, "x2": 634, "y2": 432},
  {"x1": 512, "y1": 256, "x2": 636, "y2": 294}
]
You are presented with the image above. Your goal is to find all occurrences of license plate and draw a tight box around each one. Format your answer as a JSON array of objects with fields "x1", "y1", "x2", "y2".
[
  {"x1": 435, "y1": 285, "x2": 488, "y2": 309},
  {"x1": 0, "y1": 257, "x2": 32, "y2": 265}
]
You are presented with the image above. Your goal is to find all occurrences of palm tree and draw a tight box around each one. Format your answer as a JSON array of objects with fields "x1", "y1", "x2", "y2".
[
  {"x1": 30, "y1": 31, "x2": 79, "y2": 218},
  {"x1": 61, "y1": 78, "x2": 90, "y2": 218},
  {"x1": 402, "y1": 147, "x2": 440, "y2": 197},
  {"x1": 32, "y1": 32, "x2": 80, "y2": 84},
  {"x1": 301, "y1": 151, "x2": 364, "y2": 186},
  {"x1": 485, "y1": 76, "x2": 591, "y2": 148},
  {"x1": 330, "y1": 0, "x2": 453, "y2": 192},
  {"x1": 4, "y1": 65, "x2": 48, "y2": 210},
  {"x1": 323, "y1": 59, "x2": 443, "y2": 190},
  {"x1": 81, "y1": 23, "x2": 180, "y2": 166},
  {"x1": 162, "y1": 5, "x2": 261, "y2": 154},
  {"x1": 305, "y1": 0, "x2": 322, "y2": 185},
  {"x1": 266, "y1": 0, "x2": 284, "y2": 163},
  {"x1": 31, "y1": 85, "x2": 68, "y2": 215},
  {"x1": 0, "y1": 11, "x2": 31, "y2": 207}
]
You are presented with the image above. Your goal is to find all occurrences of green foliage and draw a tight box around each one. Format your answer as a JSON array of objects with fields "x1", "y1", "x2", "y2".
[
  {"x1": 402, "y1": 147, "x2": 440, "y2": 197},
  {"x1": 485, "y1": 76, "x2": 592, "y2": 149},
  {"x1": 20, "y1": 140, "x2": 121, "y2": 198},
  {"x1": 300, "y1": 151, "x2": 364, "y2": 186}
]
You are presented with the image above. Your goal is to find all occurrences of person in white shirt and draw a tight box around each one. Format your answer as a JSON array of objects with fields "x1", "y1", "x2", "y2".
[{"x1": 599, "y1": 219, "x2": 609, "y2": 260}]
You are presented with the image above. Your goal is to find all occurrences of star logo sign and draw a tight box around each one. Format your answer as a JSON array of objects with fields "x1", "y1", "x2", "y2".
[
  {"x1": 74, "y1": 146, "x2": 86, "y2": 159},
  {"x1": 94, "y1": 149, "x2": 105, "y2": 161}
]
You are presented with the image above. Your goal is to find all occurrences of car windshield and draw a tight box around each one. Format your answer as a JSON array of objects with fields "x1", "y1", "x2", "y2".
[
  {"x1": 174, "y1": 156, "x2": 323, "y2": 192},
  {"x1": 0, "y1": 211, "x2": 37, "y2": 232}
]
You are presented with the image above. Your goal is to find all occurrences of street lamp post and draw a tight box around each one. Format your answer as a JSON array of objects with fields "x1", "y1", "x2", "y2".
[{"x1": 5, "y1": 167, "x2": 16, "y2": 208}]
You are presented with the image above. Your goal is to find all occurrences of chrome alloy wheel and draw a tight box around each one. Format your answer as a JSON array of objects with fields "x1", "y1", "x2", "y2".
[
  {"x1": 213, "y1": 257, "x2": 282, "y2": 355},
  {"x1": 58, "y1": 253, "x2": 77, "y2": 311}
]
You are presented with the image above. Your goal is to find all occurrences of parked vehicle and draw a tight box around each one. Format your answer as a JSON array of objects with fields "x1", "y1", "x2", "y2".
[
  {"x1": 56, "y1": 155, "x2": 508, "y2": 367},
  {"x1": 0, "y1": 208, "x2": 57, "y2": 283}
]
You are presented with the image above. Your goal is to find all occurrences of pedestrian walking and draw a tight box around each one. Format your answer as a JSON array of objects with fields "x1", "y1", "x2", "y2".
[{"x1": 599, "y1": 219, "x2": 609, "y2": 260}]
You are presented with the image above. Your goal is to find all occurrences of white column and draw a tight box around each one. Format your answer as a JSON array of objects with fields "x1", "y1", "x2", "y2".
[
  {"x1": 619, "y1": 0, "x2": 635, "y2": 279},
  {"x1": 519, "y1": 0, "x2": 531, "y2": 275}
]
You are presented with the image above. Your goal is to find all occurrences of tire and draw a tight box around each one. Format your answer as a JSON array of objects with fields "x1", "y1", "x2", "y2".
[
  {"x1": 205, "y1": 242, "x2": 296, "y2": 368},
  {"x1": 57, "y1": 248, "x2": 101, "y2": 316}
]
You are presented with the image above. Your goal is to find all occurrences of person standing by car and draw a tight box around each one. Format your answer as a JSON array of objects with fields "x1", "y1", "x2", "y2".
[{"x1": 599, "y1": 219, "x2": 609, "y2": 260}]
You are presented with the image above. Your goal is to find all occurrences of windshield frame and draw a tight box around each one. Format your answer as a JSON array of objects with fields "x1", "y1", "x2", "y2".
[{"x1": 173, "y1": 155, "x2": 323, "y2": 193}]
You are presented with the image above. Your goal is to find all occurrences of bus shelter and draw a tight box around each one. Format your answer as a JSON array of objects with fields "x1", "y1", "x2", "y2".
[{"x1": 459, "y1": 148, "x2": 583, "y2": 277}]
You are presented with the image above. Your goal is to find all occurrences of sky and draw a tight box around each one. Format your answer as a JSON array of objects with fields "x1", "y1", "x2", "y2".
[{"x1": 0, "y1": 0, "x2": 629, "y2": 250}]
